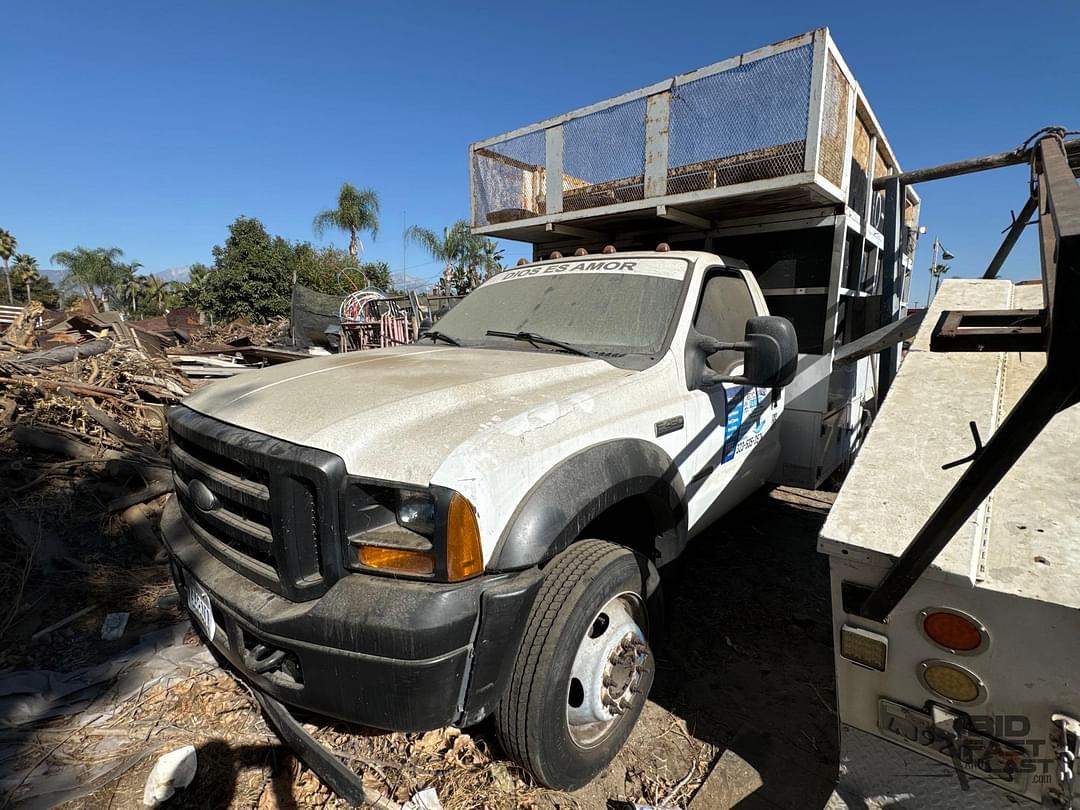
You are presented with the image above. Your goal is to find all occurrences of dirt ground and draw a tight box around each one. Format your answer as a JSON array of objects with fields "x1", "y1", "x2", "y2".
[{"x1": 9, "y1": 485, "x2": 838, "y2": 810}]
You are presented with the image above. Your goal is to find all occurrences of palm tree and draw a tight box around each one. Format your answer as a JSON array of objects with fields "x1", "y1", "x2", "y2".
[
  {"x1": 11, "y1": 254, "x2": 40, "y2": 304},
  {"x1": 141, "y1": 274, "x2": 176, "y2": 314},
  {"x1": 478, "y1": 239, "x2": 505, "y2": 281},
  {"x1": 0, "y1": 229, "x2": 17, "y2": 305},
  {"x1": 112, "y1": 263, "x2": 143, "y2": 316},
  {"x1": 312, "y1": 183, "x2": 380, "y2": 264},
  {"x1": 404, "y1": 220, "x2": 503, "y2": 294},
  {"x1": 930, "y1": 263, "x2": 951, "y2": 302},
  {"x1": 51, "y1": 246, "x2": 126, "y2": 312}
]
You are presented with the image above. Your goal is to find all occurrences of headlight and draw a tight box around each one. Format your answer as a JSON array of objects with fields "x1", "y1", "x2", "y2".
[
  {"x1": 344, "y1": 481, "x2": 436, "y2": 577},
  {"x1": 396, "y1": 489, "x2": 436, "y2": 536},
  {"x1": 343, "y1": 481, "x2": 482, "y2": 582}
]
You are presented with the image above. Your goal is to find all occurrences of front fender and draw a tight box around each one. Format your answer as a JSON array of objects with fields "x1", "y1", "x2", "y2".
[{"x1": 489, "y1": 439, "x2": 686, "y2": 571}]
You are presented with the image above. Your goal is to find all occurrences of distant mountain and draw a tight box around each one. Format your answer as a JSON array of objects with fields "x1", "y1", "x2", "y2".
[
  {"x1": 155, "y1": 266, "x2": 192, "y2": 283},
  {"x1": 36, "y1": 266, "x2": 192, "y2": 286},
  {"x1": 41, "y1": 268, "x2": 65, "y2": 286}
]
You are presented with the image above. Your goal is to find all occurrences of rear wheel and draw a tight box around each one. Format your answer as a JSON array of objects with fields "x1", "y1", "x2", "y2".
[{"x1": 495, "y1": 540, "x2": 656, "y2": 790}]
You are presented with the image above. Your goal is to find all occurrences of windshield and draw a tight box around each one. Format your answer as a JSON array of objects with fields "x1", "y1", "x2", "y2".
[{"x1": 431, "y1": 257, "x2": 688, "y2": 357}]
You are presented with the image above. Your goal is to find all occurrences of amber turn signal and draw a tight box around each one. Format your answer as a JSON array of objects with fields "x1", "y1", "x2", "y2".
[
  {"x1": 446, "y1": 494, "x2": 484, "y2": 582},
  {"x1": 357, "y1": 546, "x2": 435, "y2": 576}
]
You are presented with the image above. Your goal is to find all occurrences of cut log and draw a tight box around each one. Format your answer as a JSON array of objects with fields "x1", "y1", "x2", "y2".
[
  {"x1": 19, "y1": 339, "x2": 113, "y2": 368},
  {"x1": 78, "y1": 399, "x2": 150, "y2": 448},
  {"x1": 104, "y1": 458, "x2": 172, "y2": 483},
  {"x1": 12, "y1": 426, "x2": 125, "y2": 461},
  {"x1": 107, "y1": 479, "x2": 174, "y2": 512}
]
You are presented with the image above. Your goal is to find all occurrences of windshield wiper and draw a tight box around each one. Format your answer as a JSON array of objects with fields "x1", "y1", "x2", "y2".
[
  {"x1": 484, "y1": 330, "x2": 592, "y2": 357},
  {"x1": 422, "y1": 330, "x2": 461, "y2": 346}
]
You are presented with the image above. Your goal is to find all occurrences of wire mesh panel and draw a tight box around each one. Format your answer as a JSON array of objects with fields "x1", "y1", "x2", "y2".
[
  {"x1": 561, "y1": 97, "x2": 647, "y2": 212},
  {"x1": 849, "y1": 115, "x2": 871, "y2": 213},
  {"x1": 667, "y1": 45, "x2": 813, "y2": 196},
  {"x1": 472, "y1": 130, "x2": 546, "y2": 227},
  {"x1": 818, "y1": 54, "x2": 850, "y2": 190}
]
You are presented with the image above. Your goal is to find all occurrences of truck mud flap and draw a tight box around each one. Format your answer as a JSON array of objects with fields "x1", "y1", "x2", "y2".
[{"x1": 254, "y1": 690, "x2": 369, "y2": 807}]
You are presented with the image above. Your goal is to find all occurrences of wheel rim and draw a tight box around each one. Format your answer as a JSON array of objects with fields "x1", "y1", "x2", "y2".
[{"x1": 565, "y1": 591, "x2": 651, "y2": 749}]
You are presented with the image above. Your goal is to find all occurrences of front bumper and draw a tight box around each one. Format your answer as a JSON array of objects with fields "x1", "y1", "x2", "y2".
[{"x1": 161, "y1": 496, "x2": 541, "y2": 731}]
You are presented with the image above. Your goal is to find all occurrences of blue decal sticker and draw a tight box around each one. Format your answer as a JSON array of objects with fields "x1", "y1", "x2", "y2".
[{"x1": 722, "y1": 386, "x2": 745, "y2": 463}]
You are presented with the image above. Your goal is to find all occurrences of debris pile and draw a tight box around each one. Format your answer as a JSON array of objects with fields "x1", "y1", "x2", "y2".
[
  {"x1": 167, "y1": 317, "x2": 308, "y2": 380},
  {"x1": 0, "y1": 311, "x2": 193, "y2": 670}
]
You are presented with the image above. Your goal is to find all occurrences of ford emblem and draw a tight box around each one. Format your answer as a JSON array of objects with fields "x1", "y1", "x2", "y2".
[{"x1": 189, "y1": 480, "x2": 219, "y2": 513}]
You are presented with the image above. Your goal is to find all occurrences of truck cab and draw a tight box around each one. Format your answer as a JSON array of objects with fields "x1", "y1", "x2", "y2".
[{"x1": 162, "y1": 249, "x2": 797, "y2": 788}]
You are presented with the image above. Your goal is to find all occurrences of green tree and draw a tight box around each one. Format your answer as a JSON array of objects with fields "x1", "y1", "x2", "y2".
[
  {"x1": 312, "y1": 183, "x2": 380, "y2": 264},
  {"x1": 11, "y1": 254, "x2": 40, "y2": 305},
  {"x1": 178, "y1": 263, "x2": 211, "y2": 309},
  {"x1": 294, "y1": 244, "x2": 394, "y2": 294},
  {"x1": 0, "y1": 229, "x2": 17, "y2": 305},
  {"x1": 187, "y1": 217, "x2": 296, "y2": 323},
  {"x1": 51, "y1": 246, "x2": 128, "y2": 312},
  {"x1": 404, "y1": 220, "x2": 504, "y2": 295},
  {"x1": 27, "y1": 273, "x2": 61, "y2": 309}
]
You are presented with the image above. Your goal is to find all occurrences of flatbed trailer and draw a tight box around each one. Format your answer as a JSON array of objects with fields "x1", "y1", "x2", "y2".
[
  {"x1": 823, "y1": 278, "x2": 1080, "y2": 807},
  {"x1": 822, "y1": 130, "x2": 1080, "y2": 808}
]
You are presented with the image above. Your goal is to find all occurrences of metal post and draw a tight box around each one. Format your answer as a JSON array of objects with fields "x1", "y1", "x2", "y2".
[
  {"x1": 984, "y1": 195, "x2": 1039, "y2": 279},
  {"x1": 878, "y1": 176, "x2": 902, "y2": 399},
  {"x1": 926, "y1": 238, "x2": 939, "y2": 307}
]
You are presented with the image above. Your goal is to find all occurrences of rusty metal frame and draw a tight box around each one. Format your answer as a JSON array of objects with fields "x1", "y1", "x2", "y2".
[
  {"x1": 853, "y1": 134, "x2": 1080, "y2": 623},
  {"x1": 930, "y1": 309, "x2": 1046, "y2": 352}
]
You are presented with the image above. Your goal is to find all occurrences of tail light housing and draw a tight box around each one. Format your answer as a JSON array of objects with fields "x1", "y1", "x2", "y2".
[{"x1": 919, "y1": 607, "x2": 989, "y2": 654}]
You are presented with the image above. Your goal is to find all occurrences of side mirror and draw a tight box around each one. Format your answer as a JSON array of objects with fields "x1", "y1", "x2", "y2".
[
  {"x1": 694, "y1": 315, "x2": 798, "y2": 389},
  {"x1": 739, "y1": 316, "x2": 798, "y2": 388}
]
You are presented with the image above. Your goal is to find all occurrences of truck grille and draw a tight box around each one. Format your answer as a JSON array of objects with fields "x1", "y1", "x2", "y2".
[{"x1": 167, "y1": 406, "x2": 347, "y2": 601}]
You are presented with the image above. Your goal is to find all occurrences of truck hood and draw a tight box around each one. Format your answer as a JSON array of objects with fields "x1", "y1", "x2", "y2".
[{"x1": 182, "y1": 344, "x2": 630, "y2": 484}]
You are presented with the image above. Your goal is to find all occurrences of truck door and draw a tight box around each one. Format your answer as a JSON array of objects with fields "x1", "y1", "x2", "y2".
[{"x1": 683, "y1": 267, "x2": 782, "y2": 534}]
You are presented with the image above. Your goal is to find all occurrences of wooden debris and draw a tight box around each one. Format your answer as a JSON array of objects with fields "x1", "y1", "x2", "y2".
[
  {"x1": 30, "y1": 604, "x2": 98, "y2": 642},
  {"x1": 108, "y1": 480, "x2": 174, "y2": 513},
  {"x1": 12, "y1": 425, "x2": 125, "y2": 462},
  {"x1": 18, "y1": 339, "x2": 113, "y2": 368}
]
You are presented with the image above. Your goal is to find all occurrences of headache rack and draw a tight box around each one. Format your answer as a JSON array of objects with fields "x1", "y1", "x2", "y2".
[{"x1": 470, "y1": 28, "x2": 916, "y2": 245}]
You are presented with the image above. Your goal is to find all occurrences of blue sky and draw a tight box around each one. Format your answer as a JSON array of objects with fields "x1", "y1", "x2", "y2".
[{"x1": 3, "y1": 1, "x2": 1077, "y2": 301}]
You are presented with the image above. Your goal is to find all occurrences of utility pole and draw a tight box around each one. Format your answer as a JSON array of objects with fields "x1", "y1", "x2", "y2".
[
  {"x1": 402, "y1": 209, "x2": 406, "y2": 290},
  {"x1": 926, "y1": 237, "x2": 940, "y2": 308}
]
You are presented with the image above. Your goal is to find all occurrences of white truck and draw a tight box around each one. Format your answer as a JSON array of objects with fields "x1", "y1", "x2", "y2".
[
  {"x1": 166, "y1": 28, "x2": 926, "y2": 799},
  {"x1": 162, "y1": 249, "x2": 799, "y2": 791}
]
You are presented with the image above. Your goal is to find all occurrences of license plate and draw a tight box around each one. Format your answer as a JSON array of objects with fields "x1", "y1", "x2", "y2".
[
  {"x1": 877, "y1": 699, "x2": 1030, "y2": 792},
  {"x1": 185, "y1": 575, "x2": 217, "y2": 642}
]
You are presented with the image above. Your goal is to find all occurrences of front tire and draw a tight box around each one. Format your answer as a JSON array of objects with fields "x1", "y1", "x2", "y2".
[{"x1": 495, "y1": 540, "x2": 657, "y2": 790}]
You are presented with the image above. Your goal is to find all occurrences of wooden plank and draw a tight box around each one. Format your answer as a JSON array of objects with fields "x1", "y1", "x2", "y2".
[{"x1": 832, "y1": 310, "x2": 926, "y2": 367}]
